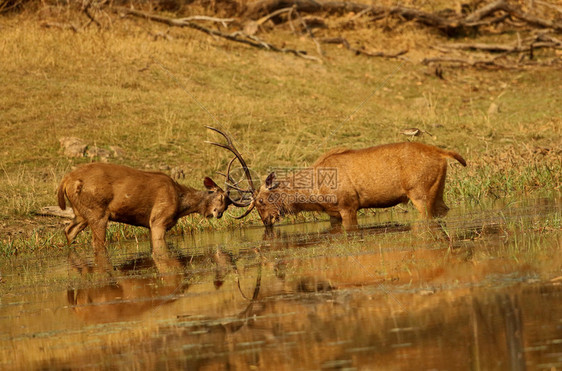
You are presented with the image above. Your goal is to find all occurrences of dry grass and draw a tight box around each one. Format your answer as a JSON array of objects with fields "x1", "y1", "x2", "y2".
[{"x1": 0, "y1": 5, "x2": 560, "y2": 253}]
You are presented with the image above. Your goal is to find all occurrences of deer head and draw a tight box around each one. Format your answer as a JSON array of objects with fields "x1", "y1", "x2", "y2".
[
  {"x1": 251, "y1": 172, "x2": 287, "y2": 227},
  {"x1": 205, "y1": 127, "x2": 300, "y2": 227},
  {"x1": 202, "y1": 176, "x2": 229, "y2": 219},
  {"x1": 206, "y1": 127, "x2": 263, "y2": 221}
]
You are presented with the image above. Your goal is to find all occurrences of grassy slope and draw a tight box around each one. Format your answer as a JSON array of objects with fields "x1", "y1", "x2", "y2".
[{"x1": 0, "y1": 9, "x2": 560, "y2": 252}]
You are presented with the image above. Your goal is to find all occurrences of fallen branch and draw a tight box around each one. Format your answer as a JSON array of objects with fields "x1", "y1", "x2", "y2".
[
  {"x1": 535, "y1": 0, "x2": 562, "y2": 15},
  {"x1": 257, "y1": 6, "x2": 294, "y2": 25},
  {"x1": 243, "y1": 0, "x2": 373, "y2": 19},
  {"x1": 422, "y1": 56, "x2": 515, "y2": 69},
  {"x1": 442, "y1": 42, "x2": 523, "y2": 53},
  {"x1": 441, "y1": 32, "x2": 562, "y2": 55},
  {"x1": 320, "y1": 37, "x2": 408, "y2": 58},
  {"x1": 449, "y1": 41, "x2": 560, "y2": 52},
  {"x1": 464, "y1": 0, "x2": 507, "y2": 23},
  {"x1": 112, "y1": 7, "x2": 319, "y2": 61},
  {"x1": 508, "y1": 5, "x2": 562, "y2": 31},
  {"x1": 41, "y1": 22, "x2": 80, "y2": 33},
  {"x1": 465, "y1": 0, "x2": 562, "y2": 32},
  {"x1": 177, "y1": 15, "x2": 235, "y2": 28},
  {"x1": 464, "y1": 13, "x2": 509, "y2": 28},
  {"x1": 535, "y1": 33, "x2": 562, "y2": 46},
  {"x1": 387, "y1": 6, "x2": 459, "y2": 31}
]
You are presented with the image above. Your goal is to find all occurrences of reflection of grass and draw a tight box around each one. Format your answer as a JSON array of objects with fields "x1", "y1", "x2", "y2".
[{"x1": 0, "y1": 8, "x2": 561, "y2": 254}]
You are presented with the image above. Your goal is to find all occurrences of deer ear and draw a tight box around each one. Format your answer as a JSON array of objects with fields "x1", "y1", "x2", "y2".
[
  {"x1": 204, "y1": 177, "x2": 218, "y2": 190},
  {"x1": 265, "y1": 172, "x2": 279, "y2": 190}
]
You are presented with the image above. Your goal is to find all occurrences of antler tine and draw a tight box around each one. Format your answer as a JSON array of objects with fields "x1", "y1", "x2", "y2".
[
  {"x1": 206, "y1": 126, "x2": 256, "y2": 192},
  {"x1": 231, "y1": 200, "x2": 256, "y2": 219},
  {"x1": 217, "y1": 176, "x2": 250, "y2": 191},
  {"x1": 206, "y1": 126, "x2": 235, "y2": 146},
  {"x1": 204, "y1": 141, "x2": 230, "y2": 151},
  {"x1": 215, "y1": 159, "x2": 253, "y2": 208},
  {"x1": 216, "y1": 173, "x2": 252, "y2": 193},
  {"x1": 226, "y1": 182, "x2": 254, "y2": 194},
  {"x1": 224, "y1": 155, "x2": 251, "y2": 192},
  {"x1": 229, "y1": 196, "x2": 253, "y2": 208},
  {"x1": 224, "y1": 156, "x2": 237, "y2": 184}
]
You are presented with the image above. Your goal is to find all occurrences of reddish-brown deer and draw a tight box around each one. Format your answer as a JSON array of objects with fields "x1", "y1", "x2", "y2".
[
  {"x1": 57, "y1": 163, "x2": 229, "y2": 263},
  {"x1": 207, "y1": 127, "x2": 466, "y2": 230}
]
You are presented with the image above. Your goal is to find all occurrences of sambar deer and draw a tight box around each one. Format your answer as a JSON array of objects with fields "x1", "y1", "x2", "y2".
[
  {"x1": 57, "y1": 163, "x2": 229, "y2": 262},
  {"x1": 206, "y1": 127, "x2": 466, "y2": 230}
]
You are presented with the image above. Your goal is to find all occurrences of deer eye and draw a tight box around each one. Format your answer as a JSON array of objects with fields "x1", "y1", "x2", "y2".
[{"x1": 259, "y1": 198, "x2": 265, "y2": 205}]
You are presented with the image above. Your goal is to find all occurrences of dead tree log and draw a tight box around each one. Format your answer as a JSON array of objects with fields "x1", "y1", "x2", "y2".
[{"x1": 442, "y1": 40, "x2": 562, "y2": 54}]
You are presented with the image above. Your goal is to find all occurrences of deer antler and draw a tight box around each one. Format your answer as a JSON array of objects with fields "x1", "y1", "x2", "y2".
[
  {"x1": 217, "y1": 157, "x2": 253, "y2": 207},
  {"x1": 206, "y1": 126, "x2": 256, "y2": 191},
  {"x1": 206, "y1": 126, "x2": 256, "y2": 218}
]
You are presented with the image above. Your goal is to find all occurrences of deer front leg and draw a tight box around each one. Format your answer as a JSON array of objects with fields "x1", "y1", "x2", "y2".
[
  {"x1": 339, "y1": 209, "x2": 358, "y2": 231},
  {"x1": 89, "y1": 216, "x2": 112, "y2": 272},
  {"x1": 150, "y1": 224, "x2": 167, "y2": 255},
  {"x1": 150, "y1": 224, "x2": 182, "y2": 273},
  {"x1": 328, "y1": 214, "x2": 342, "y2": 228},
  {"x1": 325, "y1": 212, "x2": 343, "y2": 233}
]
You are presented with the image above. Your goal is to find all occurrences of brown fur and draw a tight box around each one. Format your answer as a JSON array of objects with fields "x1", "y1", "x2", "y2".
[
  {"x1": 57, "y1": 163, "x2": 228, "y2": 257},
  {"x1": 254, "y1": 142, "x2": 466, "y2": 229}
]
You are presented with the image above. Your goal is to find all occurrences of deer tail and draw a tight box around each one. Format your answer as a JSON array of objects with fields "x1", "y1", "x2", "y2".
[
  {"x1": 57, "y1": 177, "x2": 67, "y2": 210},
  {"x1": 442, "y1": 150, "x2": 467, "y2": 167}
]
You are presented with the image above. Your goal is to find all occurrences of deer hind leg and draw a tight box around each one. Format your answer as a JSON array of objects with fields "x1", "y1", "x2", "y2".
[
  {"x1": 326, "y1": 212, "x2": 342, "y2": 228},
  {"x1": 408, "y1": 191, "x2": 434, "y2": 219},
  {"x1": 340, "y1": 209, "x2": 358, "y2": 231},
  {"x1": 433, "y1": 195, "x2": 449, "y2": 218},
  {"x1": 87, "y1": 213, "x2": 112, "y2": 272},
  {"x1": 425, "y1": 163, "x2": 450, "y2": 218},
  {"x1": 89, "y1": 215, "x2": 108, "y2": 251},
  {"x1": 409, "y1": 165, "x2": 448, "y2": 220},
  {"x1": 329, "y1": 215, "x2": 342, "y2": 227},
  {"x1": 65, "y1": 215, "x2": 88, "y2": 245}
]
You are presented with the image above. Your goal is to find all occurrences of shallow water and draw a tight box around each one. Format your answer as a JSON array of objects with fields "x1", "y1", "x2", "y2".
[{"x1": 1, "y1": 198, "x2": 561, "y2": 370}]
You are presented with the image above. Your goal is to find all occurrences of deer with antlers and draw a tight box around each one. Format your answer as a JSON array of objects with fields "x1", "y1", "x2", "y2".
[
  {"x1": 207, "y1": 127, "x2": 466, "y2": 230},
  {"x1": 57, "y1": 163, "x2": 229, "y2": 266}
]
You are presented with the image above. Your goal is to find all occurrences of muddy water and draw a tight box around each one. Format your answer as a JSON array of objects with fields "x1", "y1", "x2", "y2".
[{"x1": 1, "y1": 199, "x2": 561, "y2": 370}]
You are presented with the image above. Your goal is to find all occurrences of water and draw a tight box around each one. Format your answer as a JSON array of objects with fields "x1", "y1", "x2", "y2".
[{"x1": 1, "y1": 198, "x2": 560, "y2": 370}]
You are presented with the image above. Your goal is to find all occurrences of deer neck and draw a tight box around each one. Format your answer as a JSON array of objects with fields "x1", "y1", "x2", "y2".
[
  {"x1": 178, "y1": 186, "x2": 210, "y2": 217},
  {"x1": 277, "y1": 180, "x2": 324, "y2": 214}
]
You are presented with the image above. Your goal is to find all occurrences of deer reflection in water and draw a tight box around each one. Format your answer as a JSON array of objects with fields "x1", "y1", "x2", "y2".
[
  {"x1": 66, "y1": 244, "x2": 237, "y2": 323},
  {"x1": 65, "y1": 227, "x2": 339, "y2": 324}
]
